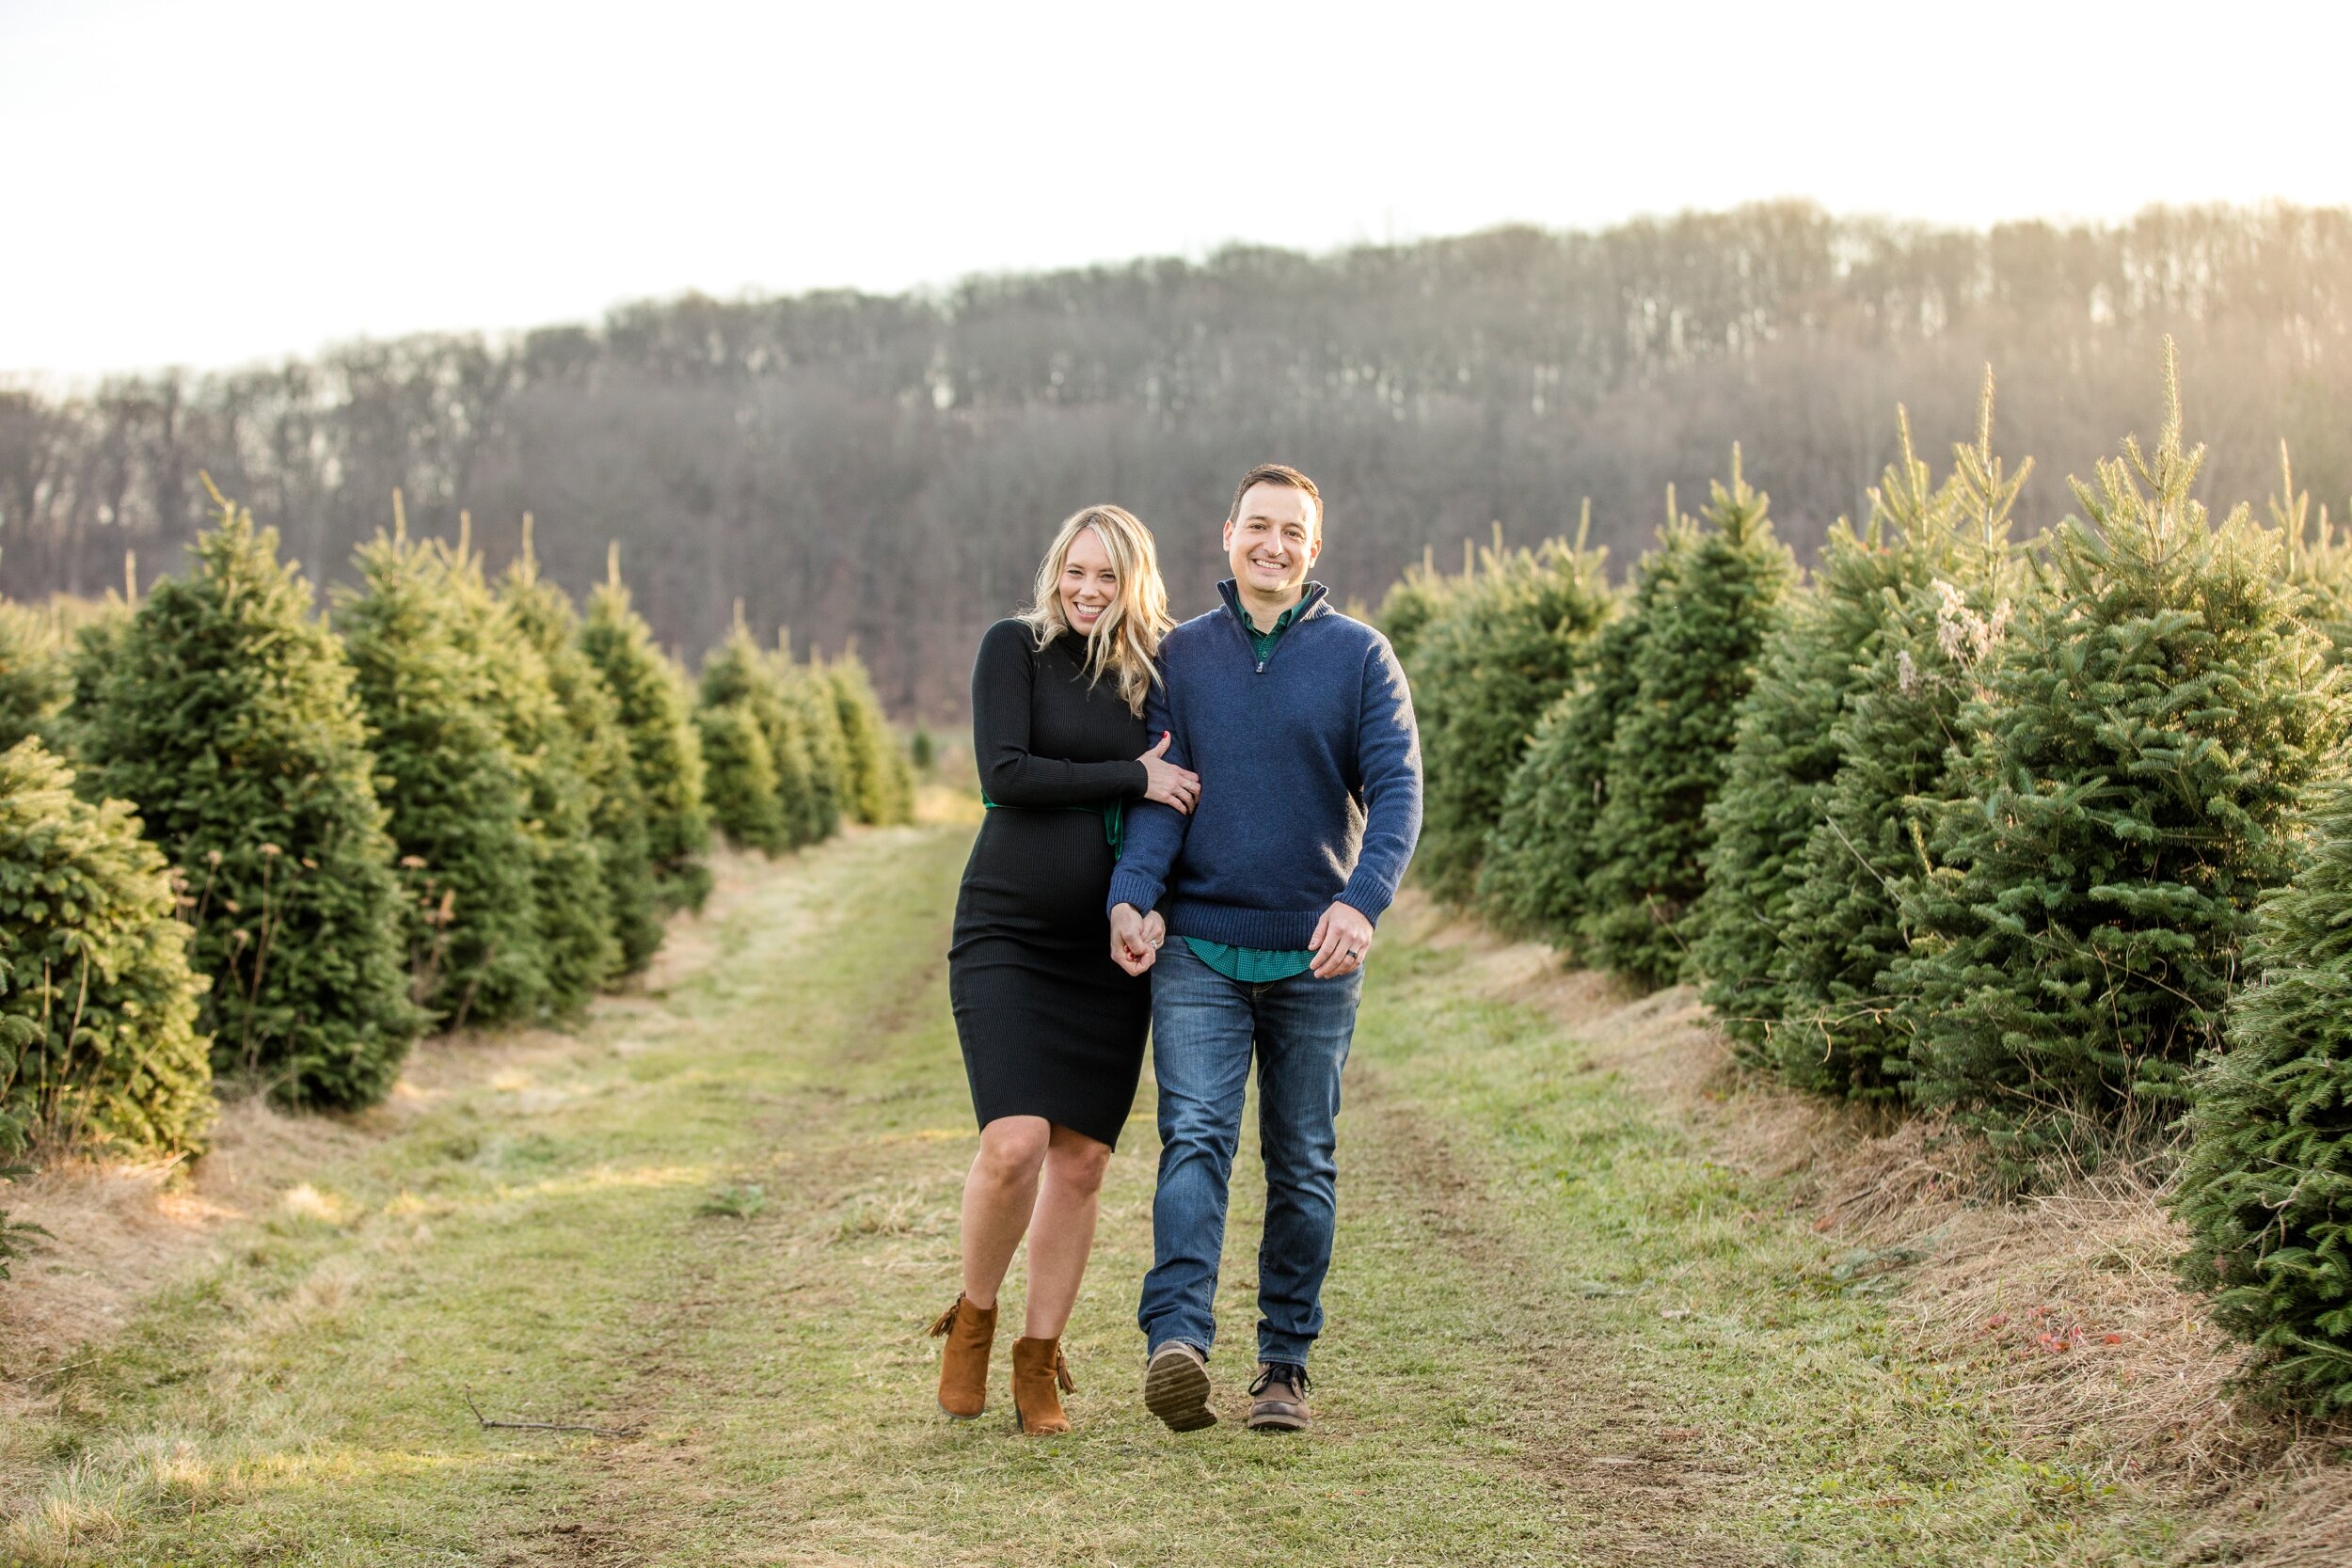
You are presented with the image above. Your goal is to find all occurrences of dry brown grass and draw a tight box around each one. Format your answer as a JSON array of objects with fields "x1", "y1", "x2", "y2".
[{"x1": 1387, "y1": 889, "x2": 2352, "y2": 1568}]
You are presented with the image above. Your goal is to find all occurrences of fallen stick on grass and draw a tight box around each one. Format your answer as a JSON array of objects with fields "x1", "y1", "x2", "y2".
[{"x1": 463, "y1": 1392, "x2": 637, "y2": 1439}]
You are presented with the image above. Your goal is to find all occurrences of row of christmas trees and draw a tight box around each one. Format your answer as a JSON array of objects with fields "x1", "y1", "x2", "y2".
[
  {"x1": 0, "y1": 482, "x2": 913, "y2": 1214},
  {"x1": 1385, "y1": 345, "x2": 2352, "y2": 1415}
]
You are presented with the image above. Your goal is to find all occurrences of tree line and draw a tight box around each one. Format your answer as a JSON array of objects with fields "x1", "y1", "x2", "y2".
[
  {"x1": 6, "y1": 202, "x2": 2347, "y2": 719},
  {"x1": 0, "y1": 483, "x2": 913, "y2": 1275},
  {"x1": 1385, "y1": 344, "x2": 2352, "y2": 1416}
]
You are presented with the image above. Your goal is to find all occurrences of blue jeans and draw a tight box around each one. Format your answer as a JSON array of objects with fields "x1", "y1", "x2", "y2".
[{"x1": 1137, "y1": 940, "x2": 1364, "y2": 1367}]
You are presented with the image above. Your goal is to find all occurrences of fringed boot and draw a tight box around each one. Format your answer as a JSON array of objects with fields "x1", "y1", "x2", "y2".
[
  {"x1": 1009, "y1": 1336, "x2": 1075, "y2": 1435},
  {"x1": 928, "y1": 1292, "x2": 997, "y2": 1419}
]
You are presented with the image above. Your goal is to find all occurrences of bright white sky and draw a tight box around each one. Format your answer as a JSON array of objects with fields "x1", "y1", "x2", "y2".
[{"x1": 5, "y1": 0, "x2": 2347, "y2": 383}]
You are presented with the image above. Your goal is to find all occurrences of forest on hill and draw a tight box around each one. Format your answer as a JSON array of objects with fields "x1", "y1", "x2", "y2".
[{"x1": 5, "y1": 200, "x2": 2347, "y2": 717}]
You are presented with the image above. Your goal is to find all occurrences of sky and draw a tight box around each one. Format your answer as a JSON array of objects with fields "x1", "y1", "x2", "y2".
[{"x1": 5, "y1": 0, "x2": 2349, "y2": 383}]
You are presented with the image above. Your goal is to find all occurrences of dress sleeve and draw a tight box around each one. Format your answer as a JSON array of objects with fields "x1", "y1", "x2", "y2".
[{"x1": 972, "y1": 621, "x2": 1151, "y2": 808}]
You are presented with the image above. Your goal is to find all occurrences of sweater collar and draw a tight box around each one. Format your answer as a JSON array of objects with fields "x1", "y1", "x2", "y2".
[{"x1": 1216, "y1": 578, "x2": 1329, "y2": 633}]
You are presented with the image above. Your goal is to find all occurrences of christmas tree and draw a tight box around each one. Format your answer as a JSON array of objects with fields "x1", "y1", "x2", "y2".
[
  {"x1": 826, "y1": 649, "x2": 914, "y2": 827},
  {"x1": 0, "y1": 738, "x2": 211, "y2": 1155},
  {"x1": 439, "y1": 522, "x2": 615, "y2": 1015},
  {"x1": 580, "y1": 546, "x2": 712, "y2": 911},
  {"x1": 1894, "y1": 343, "x2": 2343, "y2": 1170},
  {"x1": 76, "y1": 482, "x2": 421, "y2": 1106},
  {"x1": 2175, "y1": 778, "x2": 2352, "y2": 1414},
  {"x1": 1691, "y1": 416, "x2": 1962, "y2": 1053},
  {"x1": 501, "y1": 541, "x2": 665, "y2": 978},
  {"x1": 1770, "y1": 390, "x2": 2031, "y2": 1099},
  {"x1": 335, "y1": 510, "x2": 548, "y2": 1028},
  {"x1": 1405, "y1": 516, "x2": 1612, "y2": 903},
  {"x1": 1477, "y1": 515, "x2": 1682, "y2": 944},
  {"x1": 1584, "y1": 452, "x2": 1797, "y2": 989},
  {"x1": 701, "y1": 612, "x2": 824, "y2": 847}
]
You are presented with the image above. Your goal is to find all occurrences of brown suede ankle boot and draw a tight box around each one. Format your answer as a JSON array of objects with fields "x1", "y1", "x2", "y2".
[
  {"x1": 1009, "y1": 1336, "x2": 1075, "y2": 1435},
  {"x1": 928, "y1": 1292, "x2": 997, "y2": 1419}
]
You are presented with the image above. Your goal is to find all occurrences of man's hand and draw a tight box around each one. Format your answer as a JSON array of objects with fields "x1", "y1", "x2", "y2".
[
  {"x1": 1308, "y1": 900, "x2": 1375, "y2": 979},
  {"x1": 1111, "y1": 902, "x2": 1166, "y2": 976}
]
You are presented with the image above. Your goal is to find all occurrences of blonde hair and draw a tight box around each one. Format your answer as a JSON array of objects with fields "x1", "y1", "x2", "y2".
[{"x1": 1018, "y1": 505, "x2": 1173, "y2": 716}]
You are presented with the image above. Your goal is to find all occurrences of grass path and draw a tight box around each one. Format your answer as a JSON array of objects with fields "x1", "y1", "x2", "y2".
[{"x1": 6, "y1": 826, "x2": 2197, "y2": 1566}]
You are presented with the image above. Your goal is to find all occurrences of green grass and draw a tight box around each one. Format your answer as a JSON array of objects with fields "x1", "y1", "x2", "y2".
[{"x1": 2, "y1": 825, "x2": 2198, "y2": 1565}]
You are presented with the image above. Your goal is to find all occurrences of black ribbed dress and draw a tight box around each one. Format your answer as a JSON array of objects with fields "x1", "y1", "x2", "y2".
[{"x1": 949, "y1": 619, "x2": 1153, "y2": 1148}]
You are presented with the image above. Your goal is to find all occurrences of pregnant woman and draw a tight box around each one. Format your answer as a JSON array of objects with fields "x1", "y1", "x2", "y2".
[{"x1": 930, "y1": 504, "x2": 1197, "y2": 1434}]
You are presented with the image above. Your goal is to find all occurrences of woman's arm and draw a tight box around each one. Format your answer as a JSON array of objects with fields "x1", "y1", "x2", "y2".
[{"x1": 971, "y1": 621, "x2": 1150, "y2": 808}]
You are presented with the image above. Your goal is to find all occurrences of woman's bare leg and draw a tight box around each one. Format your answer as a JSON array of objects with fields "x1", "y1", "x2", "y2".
[
  {"x1": 960, "y1": 1116, "x2": 1051, "y2": 1308},
  {"x1": 1022, "y1": 1124, "x2": 1113, "y2": 1339}
]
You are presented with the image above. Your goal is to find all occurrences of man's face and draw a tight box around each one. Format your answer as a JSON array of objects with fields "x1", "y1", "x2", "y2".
[{"x1": 1222, "y1": 482, "x2": 1321, "y2": 599}]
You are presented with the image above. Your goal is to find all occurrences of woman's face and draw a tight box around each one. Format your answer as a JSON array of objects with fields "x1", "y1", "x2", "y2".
[{"x1": 1059, "y1": 526, "x2": 1119, "y2": 635}]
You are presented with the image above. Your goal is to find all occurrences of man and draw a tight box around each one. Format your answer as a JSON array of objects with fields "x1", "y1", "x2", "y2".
[{"x1": 1107, "y1": 463, "x2": 1422, "y2": 1433}]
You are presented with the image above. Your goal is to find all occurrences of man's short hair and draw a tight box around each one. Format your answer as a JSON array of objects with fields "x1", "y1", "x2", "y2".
[{"x1": 1229, "y1": 464, "x2": 1323, "y2": 532}]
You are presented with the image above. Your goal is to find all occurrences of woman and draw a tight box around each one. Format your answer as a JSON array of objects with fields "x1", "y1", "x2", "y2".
[{"x1": 930, "y1": 504, "x2": 1196, "y2": 1434}]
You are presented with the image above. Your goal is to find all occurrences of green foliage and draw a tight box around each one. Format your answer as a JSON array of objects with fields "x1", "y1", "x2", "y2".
[
  {"x1": 439, "y1": 532, "x2": 615, "y2": 1017},
  {"x1": 782, "y1": 636, "x2": 850, "y2": 843},
  {"x1": 580, "y1": 550, "x2": 711, "y2": 912},
  {"x1": 0, "y1": 599, "x2": 72, "y2": 752},
  {"x1": 1893, "y1": 345, "x2": 2344, "y2": 1170},
  {"x1": 1768, "y1": 398, "x2": 2033, "y2": 1099},
  {"x1": 701, "y1": 616, "x2": 830, "y2": 849},
  {"x1": 501, "y1": 550, "x2": 665, "y2": 979},
  {"x1": 0, "y1": 739, "x2": 212, "y2": 1157},
  {"x1": 1583, "y1": 454, "x2": 1797, "y2": 990},
  {"x1": 1476, "y1": 537, "x2": 1677, "y2": 943},
  {"x1": 909, "y1": 727, "x2": 934, "y2": 773},
  {"x1": 1375, "y1": 547, "x2": 1459, "y2": 668},
  {"x1": 337, "y1": 520, "x2": 548, "y2": 1028},
  {"x1": 2176, "y1": 780, "x2": 2352, "y2": 1415},
  {"x1": 2275, "y1": 441, "x2": 2352, "y2": 667},
  {"x1": 1404, "y1": 516, "x2": 1613, "y2": 903},
  {"x1": 826, "y1": 650, "x2": 914, "y2": 827},
  {"x1": 698, "y1": 702, "x2": 792, "y2": 855},
  {"x1": 76, "y1": 483, "x2": 421, "y2": 1108}
]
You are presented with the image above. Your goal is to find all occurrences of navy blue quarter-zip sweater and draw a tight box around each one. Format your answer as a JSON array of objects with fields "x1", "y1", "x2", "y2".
[{"x1": 1106, "y1": 580, "x2": 1423, "y2": 950}]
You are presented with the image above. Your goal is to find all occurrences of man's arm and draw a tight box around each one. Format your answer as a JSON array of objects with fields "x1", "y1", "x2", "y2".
[
  {"x1": 1337, "y1": 634, "x2": 1423, "y2": 926},
  {"x1": 1106, "y1": 669, "x2": 1189, "y2": 921}
]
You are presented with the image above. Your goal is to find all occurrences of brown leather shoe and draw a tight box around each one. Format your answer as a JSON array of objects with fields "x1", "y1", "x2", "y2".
[
  {"x1": 928, "y1": 1292, "x2": 996, "y2": 1419},
  {"x1": 1009, "y1": 1336, "x2": 1075, "y2": 1434},
  {"x1": 1143, "y1": 1340, "x2": 1216, "y2": 1433},
  {"x1": 1247, "y1": 1362, "x2": 1311, "y2": 1433}
]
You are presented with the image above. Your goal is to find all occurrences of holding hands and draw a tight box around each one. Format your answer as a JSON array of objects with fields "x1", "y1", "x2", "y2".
[
  {"x1": 1139, "y1": 732, "x2": 1200, "y2": 814},
  {"x1": 1110, "y1": 903, "x2": 1166, "y2": 976}
]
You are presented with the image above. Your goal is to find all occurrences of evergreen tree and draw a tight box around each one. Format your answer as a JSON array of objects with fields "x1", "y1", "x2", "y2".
[
  {"x1": 1476, "y1": 519, "x2": 1683, "y2": 944},
  {"x1": 2276, "y1": 441, "x2": 2352, "y2": 667},
  {"x1": 336, "y1": 515, "x2": 548, "y2": 1028},
  {"x1": 1, "y1": 738, "x2": 212, "y2": 1156},
  {"x1": 1405, "y1": 516, "x2": 1613, "y2": 902},
  {"x1": 827, "y1": 649, "x2": 914, "y2": 826},
  {"x1": 1584, "y1": 453, "x2": 1797, "y2": 989},
  {"x1": 440, "y1": 524, "x2": 614, "y2": 1016},
  {"x1": 702, "y1": 612, "x2": 823, "y2": 847},
  {"x1": 0, "y1": 598, "x2": 70, "y2": 753},
  {"x1": 1770, "y1": 393, "x2": 2032, "y2": 1099},
  {"x1": 77, "y1": 482, "x2": 420, "y2": 1107},
  {"x1": 780, "y1": 633, "x2": 849, "y2": 843},
  {"x1": 501, "y1": 545, "x2": 665, "y2": 978},
  {"x1": 697, "y1": 701, "x2": 792, "y2": 854},
  {"x1": 1893, "y1": 344, "x2": 2344, "y2": 1169},
  {"x1": 1375, "y1": 546, "x2": 1460, "y2": 667},
  {"x1": 2175, "y1": 779, "x2": 2352, "y2": 1415},
  {"x1": 580, "y1": 546, "x2": 711, "y2": 911}
]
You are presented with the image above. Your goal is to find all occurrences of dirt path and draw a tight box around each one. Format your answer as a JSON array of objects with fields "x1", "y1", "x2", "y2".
[{"x1": 5, "y1": 827, "x2": 2197, "y2": 1566}]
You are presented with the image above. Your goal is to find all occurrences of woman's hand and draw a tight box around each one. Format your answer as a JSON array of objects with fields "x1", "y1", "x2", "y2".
[{"x1": 1138, "y1": 732, "x2": 1200, "y2": 815}]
